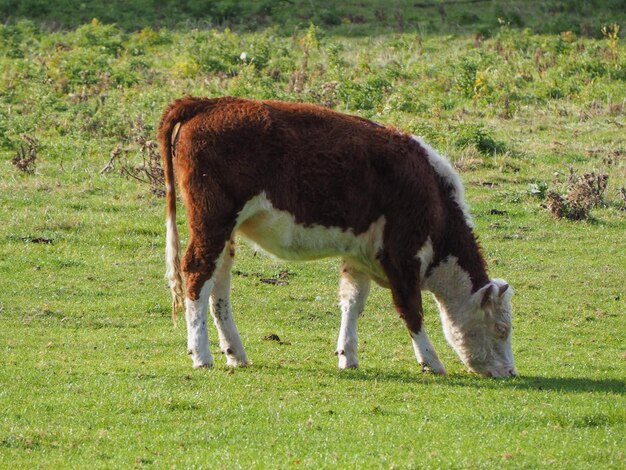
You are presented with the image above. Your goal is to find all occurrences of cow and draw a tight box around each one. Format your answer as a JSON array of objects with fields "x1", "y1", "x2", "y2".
[{"x1": 158, "y1": 96, "x2": 516, "y2": 377}]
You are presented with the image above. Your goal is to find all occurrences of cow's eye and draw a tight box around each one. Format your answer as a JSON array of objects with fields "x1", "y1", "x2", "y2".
[{"x1": 494, "y1": 322, "x2": 508, "y2": 338}]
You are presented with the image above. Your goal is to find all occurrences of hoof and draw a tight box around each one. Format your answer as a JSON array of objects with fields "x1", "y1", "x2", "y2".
[
  {"x1": 223, "y1": 347, "x2": 249, "y2": 368},
  {"x1": 188, "y1": 347, "x2": 213, "y2": 369},
  {"x1": 338, "y1": 354, "x2": 359, "y2": 370},
  {"x1": 226, "y1": 357, "x2": 250, "y2": 368},
  {"x1": 420, "y1": 362, "x2": 447, "y2": 375},
  {"x1": 192, "y1": 361, "x2": 214, "y2": 369},
  {"x1": 191, "y1": 353, "x2": 214, "y2": 369}
]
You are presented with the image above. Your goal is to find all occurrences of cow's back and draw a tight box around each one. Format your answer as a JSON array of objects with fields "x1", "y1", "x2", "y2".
[{"x1": 176, "y1": 98, "x2": 444, "y2": 238}]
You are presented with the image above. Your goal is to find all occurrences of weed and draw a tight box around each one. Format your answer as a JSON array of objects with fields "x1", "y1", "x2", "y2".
[
  {"x1": 312, "y1": 80, "x2": 339, "y2": 107},
  {"x1": 499, "y1": 94, "x2": 514, "y2": 119},
  {"x1": 326, "y1": 42, "x2": 347, "y2": 73},
  {"x1": 454, "y1": 124, "x2": 506, "y2": 155},
  {"x1": 109, "y1": 115, "x2": 164, "y2": 196},
  {"x1": 545, "y1": 191, "x2": 569, "y2": 219},
  {"x1": 545, "y1": 169, "x2": 609, "y2": 220},
  {"x1": 100, "y1": 145, "x2": 126, "y2": 175},
  {"x1": 448, "y1": 144, "x2": 483, "y2": 171},
  {"x1": 11, "y1": 135, "x2": 38, "y2": 174},
  {"x1": 120, "y1": 148, "x2": 164, "y2": 197},
  {"x1": 457, "y1": 58, "x2": 479, "y2": 98},
  {"x1": 527, "y1": 182, "x2": 549, "y2": 199},
  {"x1": 74, "y1": 19, "x2": 124, "y2": 56},
  {"x1": 568, "y1": 169, "x2": 609, "y2": 208},
  {"x1": 338, "y1": 76, "x2": 391, "y2": 111},
  {"x1": 601, "y1": 23, "x2": 620, "y2": 62}
]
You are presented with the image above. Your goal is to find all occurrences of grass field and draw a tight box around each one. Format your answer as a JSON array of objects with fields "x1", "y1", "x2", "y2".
[{"x1": 1, "y1": 1, "x2": 625, "y2": 468}]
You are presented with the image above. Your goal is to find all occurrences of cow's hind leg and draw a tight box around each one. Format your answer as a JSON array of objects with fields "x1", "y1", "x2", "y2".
[
  {"x1": 209, "y1": 238, "x2": 249, "y2": 367},
  {"x1": 183, "y1": 222, "x2": 233, "y2": 368},
  {"x1": 336, "y1": 260, "x2": 371, "y2": 369},
  {"x1": 185, "y1": 274, "x2": 216, "y2": 369},
  {"x1": 380, "y1": 252, "x2": 447, "y2": 375}
]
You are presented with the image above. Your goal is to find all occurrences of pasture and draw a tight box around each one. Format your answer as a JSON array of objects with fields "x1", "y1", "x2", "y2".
[{"x1": 1, "y1": 1, "x2": 625, "y2": 467}]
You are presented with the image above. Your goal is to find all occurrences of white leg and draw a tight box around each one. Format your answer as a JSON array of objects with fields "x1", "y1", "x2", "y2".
[
  {"x1": 209, "y1": 241, "x2": 248, "y2": 367},
  {"x1": 186, "y1": 280, "x2": 214, "y2": 368},
  {"x1": 410, "y1": 329, "x2": 447, "y2": 375},
  {"x1": 336, "y1": 261, "x2": 370, "y2": 369}
]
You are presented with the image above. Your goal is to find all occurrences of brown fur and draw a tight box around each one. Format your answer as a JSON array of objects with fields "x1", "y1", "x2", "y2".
[{"x1": 158, "y1": 96, "x2": 489, "y2": 336}]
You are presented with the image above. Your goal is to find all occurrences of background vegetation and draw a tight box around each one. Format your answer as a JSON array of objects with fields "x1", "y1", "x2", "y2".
[
  {"x1": 1, "y1": 1, "x2": 624, "y2": 467},
  {"x1": 1, "y1": 0, "x2": 626, "y2": 36}
]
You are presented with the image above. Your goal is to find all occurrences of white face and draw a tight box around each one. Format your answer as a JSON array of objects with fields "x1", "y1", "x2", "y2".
[{"x1": 439, "y1": 280, "x2": 516, "y2": 378}]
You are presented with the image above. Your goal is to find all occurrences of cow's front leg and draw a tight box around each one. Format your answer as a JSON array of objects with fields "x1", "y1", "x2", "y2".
[
  {"x1": 185, "y1": 279, "x2": 214, "y2": 368},
  {"x1": 410, "y1": 328, "x2": 447, "y2": 375},
  {"x1": 380, "y1": 251, "x2": 447, "y2": 375},
  {"x1": 209, "y1": 239, "x2": 248, "y2": 367},
  {"x1": 336, "y1": 261, "x2": 371, "y2": 369}
]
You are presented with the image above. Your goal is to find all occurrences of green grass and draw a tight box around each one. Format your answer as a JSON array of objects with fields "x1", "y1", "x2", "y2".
[{"x1": 1, "y1": 2, "x2": 625, "y2": 468}]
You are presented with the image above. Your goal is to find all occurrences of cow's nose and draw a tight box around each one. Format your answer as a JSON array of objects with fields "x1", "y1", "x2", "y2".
[{"x1": 509, "y1": 369, "x2": 518, "y2": 377}]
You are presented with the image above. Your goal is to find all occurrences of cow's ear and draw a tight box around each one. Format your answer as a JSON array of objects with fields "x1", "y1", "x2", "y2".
[
  {"x1": 479, "y1": 283, "x2": 496, "y2": 310},
  {"x1": 497, "y1": 282, "x2": 510, "y2": 297},
  {"x1": 475, "y1": 280, "x2": 509, "y2": 311}
]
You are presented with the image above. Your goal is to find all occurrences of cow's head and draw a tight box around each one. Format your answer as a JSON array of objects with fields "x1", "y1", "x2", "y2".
[{"x1": 437, "y1": 279, "x2": 516, "y2": 377}]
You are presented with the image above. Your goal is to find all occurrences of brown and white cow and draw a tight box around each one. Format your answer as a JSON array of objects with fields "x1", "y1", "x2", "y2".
[{"x1": 158, "y1": 96, "x2": 516, "y2": 377}]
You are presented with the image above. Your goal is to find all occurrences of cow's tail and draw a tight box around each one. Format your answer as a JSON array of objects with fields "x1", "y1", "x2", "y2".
[
  {"x1": 159, "y1": 110, "x2": 185, "y2": 324},
  {"x1": 158, "y1": 96, "x2": 223, "y2": 324}
]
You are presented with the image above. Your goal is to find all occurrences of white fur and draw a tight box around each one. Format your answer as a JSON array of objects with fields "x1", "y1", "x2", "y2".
[
  {"x1": 165, "y1": 215, "x2": 184, "y2": 306},
  {"x1": 185, "y1": 280, "x2": 214, "y2": 368},
  {"x1": 412, "y1": 136, "x2": 474, "y2": 227},
  {"x1": 423, "y1": 256, "x2": 473, "y2": 307},
  {"x1": 422, "y1": 256, "x2": 476, "y2": 361},
  {"x1": 209, "y1": 243, "x2": 249, "y2": 367},
  {"x1": 410, "y1": 329, "x2": 447, "y2": 374},
  {"x1": 415, "y1": 237, "x2": 434, "y2": 280},
  {"x1": 236, "y1": 192, "x2": 387, "y2": 281},
  {"x1": 336, "y1": 265, "x2": 370, "y2": 369},
  {"x1": 424, "y1": 257, "x2": 516, "y2": 377}
]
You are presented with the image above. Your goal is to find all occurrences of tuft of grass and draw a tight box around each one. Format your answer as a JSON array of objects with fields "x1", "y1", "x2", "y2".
[{"x1": 454, "y1": 123, "x2": 507, "y2": 156}]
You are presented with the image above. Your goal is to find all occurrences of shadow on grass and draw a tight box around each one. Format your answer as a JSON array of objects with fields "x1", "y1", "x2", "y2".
[
  {"x1": 245, "y1": 361, "x2": 624, "y2": 394},
  {"x1": 331, "y1": 368, "x2": 626, "y2": 395}
]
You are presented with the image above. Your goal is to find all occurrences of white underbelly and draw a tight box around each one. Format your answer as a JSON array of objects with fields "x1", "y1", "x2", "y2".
[{"x1": 235, "y1": 193, "x2": 386, "y2": 279}]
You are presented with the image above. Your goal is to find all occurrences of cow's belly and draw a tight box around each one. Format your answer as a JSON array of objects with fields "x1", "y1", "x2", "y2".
[{"x1": 235, "y1": 193, "x2": 387, "y2": 279}]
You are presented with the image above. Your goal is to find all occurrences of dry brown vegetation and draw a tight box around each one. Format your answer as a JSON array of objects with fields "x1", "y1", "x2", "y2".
[{"x1": 545, "y1": 168, "x2": 609, "y2": 220}]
